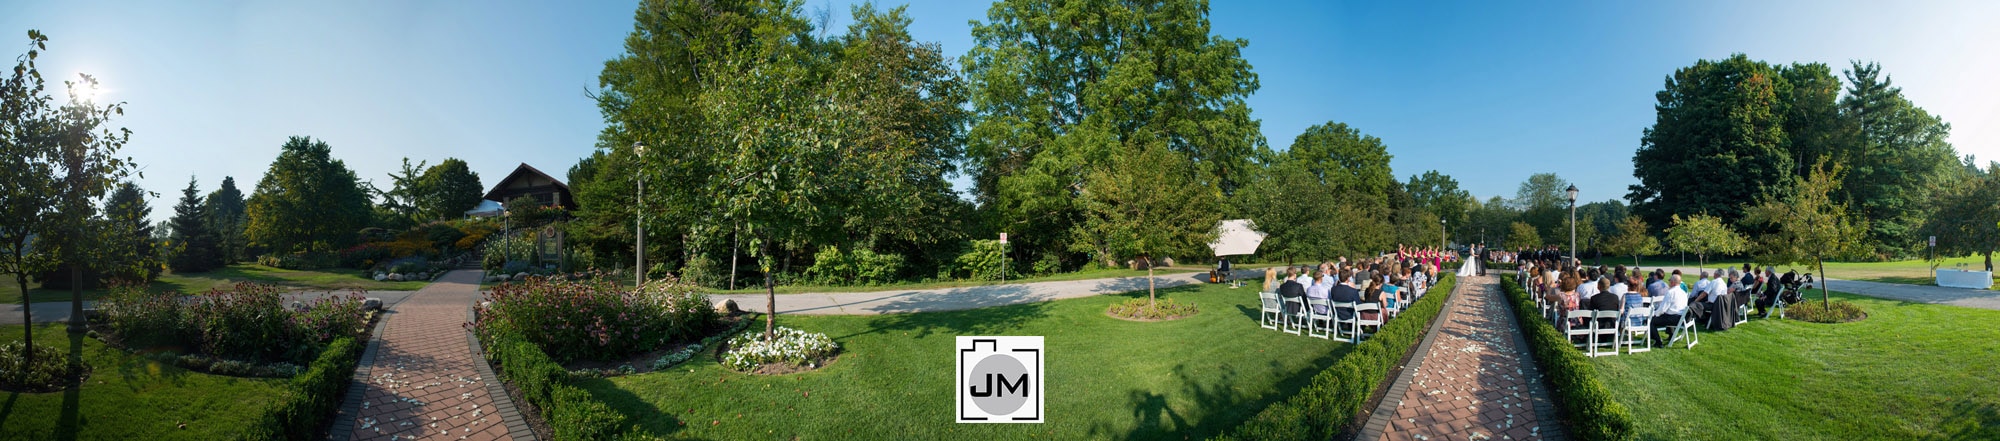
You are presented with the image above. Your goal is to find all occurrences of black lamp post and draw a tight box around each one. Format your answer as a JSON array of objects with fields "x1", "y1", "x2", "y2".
[
  {"x1": 1565, "y1": 184, "x2": 1579, "y2": 266},
  {"x1": 633, "y1": 141, "x2": 646, "y2": 288}
]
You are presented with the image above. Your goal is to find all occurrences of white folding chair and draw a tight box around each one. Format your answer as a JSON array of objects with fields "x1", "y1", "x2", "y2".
[
  {"x1": 1306, "y1": 297, "x2": 1333, "y2": 339},
  {"x1": 1622, "y1": 305, "x2": 1653, "y2": 354},
  {"x1": 1350, "y1": 303, "x2": 1383, "y2": 343},
  {"x1": 1281, "y1": 297, "x2": 1305, "y2": 335},
  {"x1": 1565, "y1": 310, "x2": 1595, "y2": 353},
  {"x1": 1593, "y1": 310, "x2": 1623, "y2": 356},
  {"x1": 1666, "y1": 311, "x2": 1700, "y2": 349},
  {"x1": 1258, "y1": 291, "x2": 1282, "y2": 330},
  {"x1": 1332, "y1": 301, "x2": 1355, "y2": 340}
]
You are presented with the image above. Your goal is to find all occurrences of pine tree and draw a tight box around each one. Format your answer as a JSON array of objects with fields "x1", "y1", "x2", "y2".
[
  {"x1": 169, "y1": 177, "x2": 223, "y2": 273},
  {"x1": 100, "y1": 182, "x2": 158, "y2": 283},
  {"x1": 203, "y1": 176, "x2": 247, "y2": 262}
]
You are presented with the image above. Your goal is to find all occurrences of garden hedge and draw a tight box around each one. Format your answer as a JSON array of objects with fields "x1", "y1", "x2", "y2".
[
  {"x1": 237, "y1": 337, "x2": 363, "y2": 441},
  {"x1": 487, "y1": 334, "x2": 629, "y2": 440},
  {"x1": 1213, "y1": 273, "x2": 1457, "y2": 440},
  {"x1": 1498, "y1": 275, "x2": 1635, "y2": 441}
]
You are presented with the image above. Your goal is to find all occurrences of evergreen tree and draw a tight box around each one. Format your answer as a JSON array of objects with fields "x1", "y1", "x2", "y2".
[
  {"x1": 169, "y1": 177, "x2": 223, "y2": 273},
  {"x1": 99, "y1": 181, "x2": 158, "y2": 283},
  {"x1": 1837, "y1": 61, "x2": 1957, "y2": 257},
  {"x1": 203, "y1": 176, "x2": 247, "y2": 262}
]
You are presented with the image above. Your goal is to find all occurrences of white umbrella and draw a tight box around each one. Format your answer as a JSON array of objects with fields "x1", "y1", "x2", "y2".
[{"x1": 1209, "y1": 219, "x2": 1265, "y2": 257}]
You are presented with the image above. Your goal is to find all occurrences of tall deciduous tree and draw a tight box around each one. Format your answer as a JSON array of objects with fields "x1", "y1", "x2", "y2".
[
  {"x1": 1082, "y1": 145, "x2": 1221, "y2": 306},
  {"x1": 1742, "y1": 159, "x2": 1869, "y2": 307},
  {"x1": 168, "y1": 177, "x2": 222, "y2": 273},
  {"x1": 1514, "y1": 173, "x2": 1570, "y2": 243},
  {"x1": 964, "y1": 0, "x2": 1263, "y2": 267},
  {"x1": 1505, "y1": 222, "x2": 1543, "y2": 251},
  {"x1": 45, "y1": 57, "x2": 137, "y2": 334},
  {"x1": 1925, "y1": 161, "x2": 2000, "y2": 272},
  {"x1": 1, "y1": 30, "x2": 62, "y2": 359},
  {"x1": 1602, "y1": 215, "x2": 1662, "y2": 267},
  {"x1": 246, "y1": 136, "x2": 372, "y2": 254},
  {"x1": 203, "y1": 176, "x2": 247, "y2": 262},
  {"x1": 1238, "y1": 161, "x2": 1341, "y2": 264},
  {"x1": 1630, "y1": 54, "x2": 1795, "y2": 227},
  {"x1": 417, "y1": 158, "x2": 483, "y2": 222},
  {"x1": 1406, "y1": 170, "x2": 1471, "y2": 235},
  {"x1": 1664, "y1": 213, "x2": 1747, "y2": 267}
]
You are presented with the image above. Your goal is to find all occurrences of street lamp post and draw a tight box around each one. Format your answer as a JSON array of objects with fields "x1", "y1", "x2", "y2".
[
  {"x1": 1565, "y1": 184, "x2": 1579, "y2": 266},
  {"x1": 634, "y1": 141, "x2": 646, "y2": 288},
  {"x1": 1440, "y1": 218, "x2": 1447, "y2": 252}
]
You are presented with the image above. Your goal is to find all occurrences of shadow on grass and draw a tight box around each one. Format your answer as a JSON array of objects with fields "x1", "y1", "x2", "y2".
[
  {"x1": 1093, "y1": 354, "x2": 1348, "y2": 440},
  {"x1": 56, "y1": 331, "x2": 82, "y2": 441},
  {"x1": 1938, "y1": 400, "x2": 2000, "y2": 441},
  {"x1": 577, "y1": 377, "x2": 700, "y2": 440},
  {"x1": 839, "y1": 295, "x2": 1057, "y2": 341}
]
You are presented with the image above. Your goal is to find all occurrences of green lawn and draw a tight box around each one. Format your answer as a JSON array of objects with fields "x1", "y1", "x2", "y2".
[
  {"x1": 1613, "y1": 255, "x2": 1996, "y2": 287},
  {"x1": 587, "y1": 282, "x2": 1347, "y2": 439},
  {"x1": 0, "y1": 324, "x2": 288, "y2": 440},
  {"x1": 1589, "y1": 292, "x2": 2000, "y2": 440},
  {"x1": 1, "y1": 264, "x2": 432, "y2": 304}
]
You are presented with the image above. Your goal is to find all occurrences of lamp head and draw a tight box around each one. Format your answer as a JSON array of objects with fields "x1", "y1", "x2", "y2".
[{"x1": 1565, "y1": 184, "x2": 1578, "y2": 203}]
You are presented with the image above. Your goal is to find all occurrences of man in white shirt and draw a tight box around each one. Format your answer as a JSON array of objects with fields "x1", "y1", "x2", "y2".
[{"x1": 1649, "y1": 274, "x2": 1689, "y2": 346}]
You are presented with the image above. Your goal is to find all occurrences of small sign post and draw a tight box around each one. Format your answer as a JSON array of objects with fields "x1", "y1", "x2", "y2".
[
  {"x1": 1930, "y1": 235, "x2": 1938, "y2": 279},
  {"x1": 999, "y1": 234, "x2": 1009, "y2": 283}
]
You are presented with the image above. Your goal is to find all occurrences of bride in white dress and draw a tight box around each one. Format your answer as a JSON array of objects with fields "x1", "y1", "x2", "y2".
[{"x1": 1456, "y1": 246, "x2": 1480, "y2": 277}]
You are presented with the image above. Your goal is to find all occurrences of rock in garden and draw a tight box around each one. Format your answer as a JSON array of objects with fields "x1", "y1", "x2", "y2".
[
  {"x1": 716, "y1": 299, "x2": 741, "y2": 315},
  {"x1": 388, "y1": 273, "x2": 403, "y2": 282},
  {"x1": 363, "y1": 298, "x2": 383, "y2": 311},
  {"x1": 514, "y1": 272, "x2": 529, "y2": 280},
  {"x1": 1161, "y1": 257, "x2": 1175, "y2": 267},
  {"x1": 373, "y1": 273, "x2": 387, "y2": 281}
]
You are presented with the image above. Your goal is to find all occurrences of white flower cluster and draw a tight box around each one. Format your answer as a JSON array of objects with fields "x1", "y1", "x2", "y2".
[
  {"x1": 650, "y1": 343, "x2": 703, "y2": 371},
  {"x1": 722, "y1": 327, "x2": 839, "y2": 372}
]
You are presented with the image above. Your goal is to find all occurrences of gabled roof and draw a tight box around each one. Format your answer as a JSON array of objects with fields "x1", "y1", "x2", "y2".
[{"x1": 482, "y1": 163, "x2": 572, "y2": 202}]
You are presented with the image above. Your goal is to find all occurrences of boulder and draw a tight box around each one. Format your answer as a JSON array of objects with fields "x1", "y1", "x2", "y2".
[
  {"x1": 363, "y1": 297, "x2": 383, "y2": 311},
  {"x1": 716, "y1": 299, "x2": 742, "y2": 315},
  {"x1": 514, "y1": 272, "x2": 529, "y2": 281},
  {"x1": 1160, "y1": 257, "x2": 1175, "y2": 267},
  {"x1": 373, "y1": 272, "x2": 387, "y2": 281},
  {"x1": 387, "y1": 273, "x2": 403, "y2": 282}
]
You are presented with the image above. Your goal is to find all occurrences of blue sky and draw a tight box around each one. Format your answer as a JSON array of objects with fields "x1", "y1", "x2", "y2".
[{"x1": 4, "y1": 1, "x2": 1995, "y2": 225}]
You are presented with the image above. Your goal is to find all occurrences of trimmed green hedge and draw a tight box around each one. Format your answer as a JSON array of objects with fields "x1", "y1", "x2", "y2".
[
  {"x1": 238, "y1": 337, "x2": 363, "y2": 440},
  {"x1": 1498, "y1": 275, "x2": 1635, "y2": 441},
  {"x1": 487, "y1": 334, "x2": 628, "y2": 440},
  {"x1": 1214, "y1": 273, "x2": 1458, "y2": 440}
]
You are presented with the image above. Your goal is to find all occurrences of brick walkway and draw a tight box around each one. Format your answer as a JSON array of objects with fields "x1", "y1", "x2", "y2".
[
  {"x1": 1376, "y1": 275, "x2": 1561, "y2": 441},
  {"x1": 343, "y1": 270, "x2": 517, "y2": 441}
]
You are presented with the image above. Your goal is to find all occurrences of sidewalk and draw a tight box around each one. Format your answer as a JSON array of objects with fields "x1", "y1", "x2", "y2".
[
  {"x1": 335, "y1": 269, "x2": 521, "y2": 441},
  {"x1": 1368, "y1": 274, "x2": 1562, "y2": 441},
  {"x1": 0, "y1": 290, "x2": 418, "y2": 325},
  {"x1": 1643, "y1": 266, "x2": 2000, "y2": 311},
  {"x1": 710, "y1": 270, "x2": 1259, "y2": 315}
]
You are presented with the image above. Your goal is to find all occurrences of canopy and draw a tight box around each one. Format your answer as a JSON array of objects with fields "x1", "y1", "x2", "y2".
[{"x1": 1209, "y1": 219, "x2": 1265, "y2": 257}]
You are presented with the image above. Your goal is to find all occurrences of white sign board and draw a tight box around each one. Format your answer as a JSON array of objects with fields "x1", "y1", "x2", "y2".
[
  {"x1": 1929, "y1": 236, "x2": 1937, "y2": 247},
  {"x1": 999, "y1": 233, "x2": 1008, "y2": 244}
]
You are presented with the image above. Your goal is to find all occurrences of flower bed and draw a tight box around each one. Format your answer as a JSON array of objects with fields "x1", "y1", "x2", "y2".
[
  {"x1": 721, "y1": 326, "x2": 840, "y2": 373},
  {"x1": 472, "y1": 275, "x2": 718, "y2": 362},
  {"x1": 1106, "y1": 297, "x2": 1199, "y2": 320},
  {"x1": 99, "y1": 283, "x2": 369, "y2": 368},
  {"x1": 1787, "y1": 299, "x2": 1867, "y2": 323}
]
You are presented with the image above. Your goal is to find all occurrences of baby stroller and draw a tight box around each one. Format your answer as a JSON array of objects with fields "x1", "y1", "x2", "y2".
[{"x1": 1771, "y1": 272, "x2": 1814, "y2": 319}]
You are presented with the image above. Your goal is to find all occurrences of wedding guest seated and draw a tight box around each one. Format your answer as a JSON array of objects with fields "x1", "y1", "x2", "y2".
[
  {"x1": 1332, "y1": 268, "x2": 1362, "y2": 320},
  {"x1": 1306, "y1": 267, "x2": 1333, "y2": 315},
  {"x1": 1621, "y1": 276, "x2": 1649, "y2": 327},
  {"x1": 1278, "y1": 267, "x2": 1306, "y2": 316},
  {"x1": 1560, "y1": 276, "x2": 1583, "y2": 329},
  {"x1": 1649, "y1": 274, "x2": 1690, "y2": 346},
  {"x1": 1359, "y1": 279, "x2": 1384, "y2": 321},
  {"x1": 1589, "y1": 278, "x2": 1622, "y2": 328}
]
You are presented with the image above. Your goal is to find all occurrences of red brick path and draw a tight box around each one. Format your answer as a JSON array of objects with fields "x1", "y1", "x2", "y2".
[
  {"x1": 1379, "y1": 275, "x2": 1558, "y2": 441},
  {"x1": 348, "y1": 270, "x2": 514, "y2": 441}
]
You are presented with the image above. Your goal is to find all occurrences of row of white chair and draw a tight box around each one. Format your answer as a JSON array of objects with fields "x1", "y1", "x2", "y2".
[
  {"x1": 1526, "y1": 285, "x2": 1696, "y2": 356},
  {"x1": 1258, "y1": 291, "x2": 1417, "y2": 343}
]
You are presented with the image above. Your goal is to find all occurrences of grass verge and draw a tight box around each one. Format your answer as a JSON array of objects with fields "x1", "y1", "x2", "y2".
[
  {"x1": 0, "y1": 324, "x2": 288, "y2": 440},
  {"x1": 1, "y1": 264, "x2": 430, "y2": 304},
  {"x1": 1588, "y1": 291, "x2": 2000, "y2": 440},
  {"x1": 576, "y1": 280, "x2": 1346, "y2": 439}
]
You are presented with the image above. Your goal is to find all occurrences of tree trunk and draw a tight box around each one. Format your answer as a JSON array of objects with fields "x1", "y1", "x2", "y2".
[
  {"x1": 763, "y1": 242, "x2": 775, "y2": 342},
  {"x1": 1819, "y1": 256, "x2": 1830, "y2": 309},
  {"x1": 1146, "y1": 255, "x2": 1156, "y2": 309},
  {"x1": 729, "y1": 225, "x2": 739, "y2": 291},
  {"x1": 18, "y1": 275, "x2": 31, "y2": 366},
  {"x1": 68, "y1": 266, "x2": 85, "y2": 333},
  {"x1": 1986, "y1": 250, "x2": 1993, "y2": 273},
  {"x1": 1633, "y1": 254, "x2": 1640, "y2": 268}
]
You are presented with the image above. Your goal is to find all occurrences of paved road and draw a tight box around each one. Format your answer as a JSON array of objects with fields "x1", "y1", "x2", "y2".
[
  {"x1": 0, "y1": 290, "x2": 417, "y2": 325},
  {"x1": 711, "y1": 270, "x2": 1261, "y2": 315}
]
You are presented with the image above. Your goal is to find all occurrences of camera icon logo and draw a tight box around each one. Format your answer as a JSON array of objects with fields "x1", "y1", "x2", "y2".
[{"x1": 956, "y1": 336, "x2": 1044, "y2": 423}]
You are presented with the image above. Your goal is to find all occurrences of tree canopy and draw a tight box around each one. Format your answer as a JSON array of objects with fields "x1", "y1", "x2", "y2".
[
  {"x1": 246, "y1": 136, "x2": 372, "y2": 254},
  {"x1": 417, "y1": 158, "x2": 483, "y2": 222}
]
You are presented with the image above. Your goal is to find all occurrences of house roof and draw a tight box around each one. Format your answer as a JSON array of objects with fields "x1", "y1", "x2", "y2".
[{"x1": 482, "y1": 163, "x2": 572, "y2": 202}]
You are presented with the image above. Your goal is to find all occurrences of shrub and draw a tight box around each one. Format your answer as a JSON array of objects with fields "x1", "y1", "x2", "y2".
[
  {"x1": 1106, "y1": 297, "x2": 1199, "y2": 320},
  {"x1": 102, "y1": 282, "x2": 367, "y2": 365},
  {"x1": 259, "y1": 251, "x2": 339, "y2": 270},
  {"x1": 0, "y1": 341, "x2": 88, "y2": 393},
  {"x1": 1217, "y1": 273, "x2": 1457, "y2": 440},
  {"x1": 721, "y1": 326, "x2": 839, "y2": 372},
  {"x1": 1787, "y1": 299, "x2": 1865, "y2": 323},
  {"x1": 485, "y1": 335, "x2": 626, "y2": 441},
  {"x1": 374, "y1": 255, "x2": 434, "y2": 275},
  {"x1": 950, "y1": 240, "x2": 1009, "y2": 281},
  {"x1": 806, "y1": 246, "x2": 906, "y2": 286},
  {"x1": 1033, "y1": 253, "x2": 1064, "y2": 276},
  {"x1": 473, "y1": 275, "x2": 717, "y2": 362},
  {"x1": 294, "y1": 293, "x2": 368, "y2": 343},
  {"x1": 337, "y1": 243, "x2": 391, "y2": 269},
  {"x1": 1499, "y1": 275, "x2": 1635, "y2": 440},
  {"x1": 422, "y1": 221, "x2": 469, "y2": 251},
  {"x1": 188, "y1": 283, "x2": 301, "y2": 362},
  {"x1": 238, "y1": 337, "x2": 363, "y2": 441}
]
